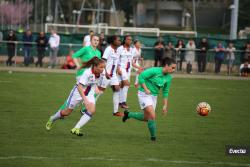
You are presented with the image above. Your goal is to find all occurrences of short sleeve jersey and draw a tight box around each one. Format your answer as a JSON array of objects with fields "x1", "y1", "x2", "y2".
[
  {"x1": 132, "y1": 47, "x2": 142, "y2": 65},
  {"x1": 102, "y1": 45, "x2": 120, "y2": 76},
  {"x1": 117, "y1": 45, "x2": 133, "y2": 71}
]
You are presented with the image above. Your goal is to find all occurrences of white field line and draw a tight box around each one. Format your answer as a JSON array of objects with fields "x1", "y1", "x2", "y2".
[
  {"x1": 0, "y1": 81, "x2": 12, "y2": 83},
  {"x1": 0, "y1": 156, "x2": 249, "y2": 167}
]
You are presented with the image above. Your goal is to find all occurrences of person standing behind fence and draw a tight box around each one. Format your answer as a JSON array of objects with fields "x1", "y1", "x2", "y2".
[
  {"x1": 6, "y1": 30, "x2": 17, "y2": 66},
  {"x1": 214, "y1": 42, "x2": 225, "y2": 74},
  {"x1": 244, "y1": 43, "x2": 250, "y2": 63},
  {"x1": 154, "y1": 39, "x2": 164, "y2": 67},
  {"x1": 48, "y1": 30, "x2": 60, "y2": 68},
  {"x1": 197, "y1": 38, "x2": 209, "y2": 73},
  {"x1": 35, "y1": 31, "x2": 48, "y2": 67},
  {"x1": 185, "y1": 39, "x2": 196, "y2": 74},
  {"x1": 226, "y1": 42, "x2": 236, "y2": 75},
  {"x1": 163, "y1": 41, "x2": 176, "y2": 61},
  {"x1": 175, "y1": 40, "x2": 185, "y2": 71},
  {"x1": 23, "y1": 29, "x2": 33, "y2": 66}
]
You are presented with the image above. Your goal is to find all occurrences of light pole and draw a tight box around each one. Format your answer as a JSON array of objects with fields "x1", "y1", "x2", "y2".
[{"x1": 230, "y1": 0, "x2": 239, "y2": 40}]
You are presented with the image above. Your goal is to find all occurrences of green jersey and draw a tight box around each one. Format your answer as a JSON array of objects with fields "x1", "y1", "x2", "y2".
[
  {"x1": 72, "y1": 46, "x2": 101, "y2": 76},
  {"x1": 138, "y1": 67, "x2": 172, "y2": 98}
]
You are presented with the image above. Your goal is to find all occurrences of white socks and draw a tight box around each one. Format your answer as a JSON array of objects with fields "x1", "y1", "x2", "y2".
[
  {"x1": 50, "y1": 110, "x2": 62, "y2": 122},
  {"x1": 113, "y1": 91, "x2": 120, "y2": 114},
  {"x1": 123, "y1": 86, "x2": 129, "y2": 103},
  {"x1": 74, "y1": 111, "x2": 92, "y2": 129}
]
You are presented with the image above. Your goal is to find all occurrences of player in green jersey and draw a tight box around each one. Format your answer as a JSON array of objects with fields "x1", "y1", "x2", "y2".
[{"x1": 122, "y1": 57, "x2": 176, "y2": 141}]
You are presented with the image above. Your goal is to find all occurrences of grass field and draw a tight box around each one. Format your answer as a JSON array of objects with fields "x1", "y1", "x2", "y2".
[{"x1": 0, "y1": 71, "x2": 250, "y2": 167}]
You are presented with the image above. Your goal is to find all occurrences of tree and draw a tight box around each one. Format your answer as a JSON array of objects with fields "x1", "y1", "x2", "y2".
[{"x1": 0, "y1": 0, "x2": 33, "y2": 25}]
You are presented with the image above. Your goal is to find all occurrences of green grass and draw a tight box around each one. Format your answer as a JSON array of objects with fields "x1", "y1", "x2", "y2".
[{"x1": 0, "y1": 71, "x2": 250, "y2": 167}]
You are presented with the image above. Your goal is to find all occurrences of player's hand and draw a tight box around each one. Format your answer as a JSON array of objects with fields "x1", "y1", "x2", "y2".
[
  {"x1": 162, "y1": 105, "x2": 168, "y2": 115},
  {"x1": 76, "y1": 65, "x2": 81, "y2": 70},
  {"x1": 145, "y1": 89, "x2": 151, "y2": 95}
]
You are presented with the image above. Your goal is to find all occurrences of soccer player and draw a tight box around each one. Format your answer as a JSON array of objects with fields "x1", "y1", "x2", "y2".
[
  {"x1": 100, "y1": 35, "x2": 123, "y2": 116},
  {"x1": 55, "y1": 35, "x2": 101, "y2": 114},
  {"x1": 132, "y1": 40, "x2": 144, "y2": 88},
  {"x1": 117, "y1": 35, "x2": 133, "y2": 109},
  {"x1": 122, "y1": 57, "x2": 176, "y2": 141},
  {"x1": 46, "y1": 57, "x2": 106, "y2": 136}
]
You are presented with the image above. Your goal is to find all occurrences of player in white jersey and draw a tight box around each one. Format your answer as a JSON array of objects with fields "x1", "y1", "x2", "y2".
[
  {"x1": 46, "y1": 57, "x2": 106, "y2": 136},
  {"x1": 132, "y1": 40, "x2": 144, "y2": 88},
  {"x1": 99, "y1": 35, "x2": 123, "y2": 116},
  {"x1": 117, "y1": 35, "x2": 134, "y2": 109}
]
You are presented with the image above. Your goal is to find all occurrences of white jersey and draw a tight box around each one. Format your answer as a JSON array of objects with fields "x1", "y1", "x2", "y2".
[
  {"x1": 102, "y1": 45, "x2": 120, "y2": 77},
  {"x1": 83, "y1": 35, "x2": 91, "y2": 47},
  {"x1": 132, "y1": 47, "x2": 142, "y2": 66},
  {"x1": 77, "y1": 67, "x2": 102, "y2": 96},
  {"x1": 117, "y1": 45, "x2": 133, "y2": 72}
]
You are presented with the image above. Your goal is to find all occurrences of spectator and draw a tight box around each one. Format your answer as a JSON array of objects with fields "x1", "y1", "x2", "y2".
[
  {"x1": 83, "y1": 30, "x2": 94, "y2": 47},
  {"x1": 48, "y1": 29, "x2": 60, "y2": 68},
  {"x1": 244, "y1": 43, "x2": 250, "y2": 63},
  {"x1": 61, "y1": 50, "x2": 76, "y2": 69},
  {"x1": 6, "y1": 30, "x2": 17, "y2": 66},
  {"x1": 154, "y1": 38, "x2": 164, "y2": 67},
  {"x1": 226, "y1": 42, "x2": 236, "y2": 75},
  {"x1": 239, "y1": 61, "x2": 250, "y2": 77},
  {"x1": 214, "y1": 42, "x2": 225, "y2": 74},
  {"x1": 98, "y1": 32, "x2": 107, "y2": 56},
  {"x1": 163, "y1": 41, "x2": 176, "y2": 60},
  {"x1": 175, "y1": 40, "x2": 185, "y2": 71},
  {"x1": 23, "y1": 29, "x2": 33, "y2": 66},
  {"x1": 35, "y1": 31, "x2": 48, "y2": 67},
  {"x1": 185, "y1": 39, "x2": 196, "y2": 74},
  {"x1": 197, "y1": 38, "x2": 209, "y2": 73}
]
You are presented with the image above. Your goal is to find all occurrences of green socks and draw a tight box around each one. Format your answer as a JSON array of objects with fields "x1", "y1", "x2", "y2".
[
  {"x1": 128, "y1": 111, "x2": 144, "y2": 121},
  {"x1": 147, "y1": 120, "x2": 156, "y2": 138}
]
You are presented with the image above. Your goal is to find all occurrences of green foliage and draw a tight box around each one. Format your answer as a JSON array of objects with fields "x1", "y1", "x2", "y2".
[{"x1": 0, "y1": 71, "x2": 250, "y2": 167}]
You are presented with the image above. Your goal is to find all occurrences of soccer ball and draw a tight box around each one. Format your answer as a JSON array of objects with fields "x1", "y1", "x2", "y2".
[{"x1": 196, "y1": 102, "x2": 211, "y2": 116}]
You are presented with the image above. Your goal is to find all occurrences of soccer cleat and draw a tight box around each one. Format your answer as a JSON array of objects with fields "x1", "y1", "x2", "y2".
[
  {"x1": 119, "y1": 102, "x2": 129, "y2": 109},
  {"x1": 45, "y1": 118, "x2": 53, "y2": 130},
  {"x1": 113, "y1": 112, "x2": 124, "y2": 117},
  {"x1": 71, "y1": 128, "x2": 83, "y2": 136},
  {"x1": 122, "y1": 110, "x2": 129, "y2": 122},
  {"x1": 150, "y1": 136, "x2": 156, "y2": 142}
]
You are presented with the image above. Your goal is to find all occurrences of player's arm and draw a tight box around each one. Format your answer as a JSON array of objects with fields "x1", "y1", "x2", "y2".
[
  {"x1": 77, "y1": 84, "x2": 89, "y2": 104},
  {"x1": 72, "y1": 47, "x2": 86, "y2": 69},
  {"x1": 162, "y1": 77, "x2": 173, "y2": 114}
]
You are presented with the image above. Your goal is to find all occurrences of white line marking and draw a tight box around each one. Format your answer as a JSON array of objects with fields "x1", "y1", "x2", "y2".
[
  {"x1": 0, "y1": 81, "x2": 12, "y2": 83},
  {"x1": 0, "y1": 156, "x2": 249, "y2": 166}
]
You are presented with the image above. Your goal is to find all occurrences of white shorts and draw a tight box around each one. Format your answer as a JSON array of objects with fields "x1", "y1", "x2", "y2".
[
  {"x1": 138, "y1": 91, "x2": 157, "y2": 111},
  {"x1": 119, "y1": 67, "x2": 131, "y2": 82},
  {"x1": 66, "y1": 85, "x2": 95, "y2": 109},
  {"x1": 98, "y1": 74, "x2": 119, "y2": 88}
]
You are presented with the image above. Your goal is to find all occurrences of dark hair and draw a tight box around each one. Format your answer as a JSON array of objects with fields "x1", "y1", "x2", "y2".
[
  {"x1": 122, "y1": 35, "x2": 131, "y2": 45},
  {"x1": 82, "y1": 57, "x2": 105, "y2": 68},
  {"x1": 161, "y1": 57, "x2": 176, "y2": 67},
  {"x1": 134, "y1": 39, "x2": 139, "y2": 45},
  {"x1": 107, "y1": 35, "x2": 119, "y2": 45}
]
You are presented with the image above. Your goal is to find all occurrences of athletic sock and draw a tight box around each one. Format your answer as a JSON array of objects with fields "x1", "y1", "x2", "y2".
[
  {"x1": 50, "y1": 110, "x2": 63, "y2": 122},
  {"x1": 128, "y1": 111, "x2": 144, "y2": 121},
  {"x1": 74, "y1": 111, "x2": 92, "y2": 129},
  {"x1": 113, "y1": 91, "x2": 120, "y2": 114},
  {"x1": 119, "y1": 88, "x2": 124, "y2": 104},
  {"x1": 123, "y1": 86, "x2": 129, "y2": 103},
  {"x1": 147, "y1": 120, "x2": 156, "y2": 138}
]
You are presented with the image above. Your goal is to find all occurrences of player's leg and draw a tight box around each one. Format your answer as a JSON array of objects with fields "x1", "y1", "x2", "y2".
[
  {"x1": 71, "y1": 95, "x2": 96, "y2": 136},
  {"x1": 119, "y1": 68, "x2": 130, "y2": 109},
  {"x1": 46, "y1": 86, "x2": 79, "y2": 130}
]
